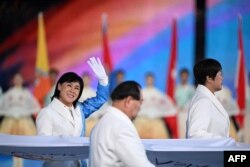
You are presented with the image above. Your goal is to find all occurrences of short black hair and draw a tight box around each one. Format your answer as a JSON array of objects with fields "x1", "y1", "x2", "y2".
[
  {"x1": 49, "y1": 68, "x2": 59, "y2": 75},
  {"x1": 145, "y1": 72, "x2": 154, "y2": 78},
  {"x1": 52, "y1": 72, "x2": 84, "y2": 108},
  {"x1": 111, "y1": 81, "x2": 141, "y2": 101},
  {"x1": 193, "y1": 58, "x2": 222, "y2": 85},
  {"x1": 179, "y1": 68, "x2": 189, "y2": 75}
]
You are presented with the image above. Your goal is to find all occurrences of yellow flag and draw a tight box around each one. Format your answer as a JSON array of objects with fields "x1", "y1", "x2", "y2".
[{"x1": 36, "y1": 12, "x2": 49, "y2": 75}]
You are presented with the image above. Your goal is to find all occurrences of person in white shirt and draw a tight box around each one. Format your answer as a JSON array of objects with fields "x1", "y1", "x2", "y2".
[
  {"x1": 36, "y1": 57, "x2": 109, "y2": 167},
  {"x1": 0, "y1": 73, "x2": 40, "y2": 135},
  {"x1": 175, "y1": 68, "x2": 195, "y2": 138},
  {"x1": 90, "y1": 81, "x2": 155, "y2": 167},
  {"x1": 186, "y1": 58, "x2": 230, "y2": 138},
  {"x1": 0, "y1": 72, "x2": 40, "y2": 167},
  {"x1": 134, "y1": 72, "x2": 176, "y2": 139}
]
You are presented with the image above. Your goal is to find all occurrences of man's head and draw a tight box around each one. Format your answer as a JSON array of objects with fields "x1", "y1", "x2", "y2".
[
  {"x1": 179, "y1": 68, "x2": 189, "y2": 85},
  {"x1": 193, "y1": 58, "x2": 223, "y2": 93},
  {"x1": 111, "y1": 81, "x2": 142, "y2": 120},
  {"x1": 115, "y1": 69, "x2": 125, "y2": 85},
  {"x1": 145, "y1": 72, "x2": 155, "y2": 87}
]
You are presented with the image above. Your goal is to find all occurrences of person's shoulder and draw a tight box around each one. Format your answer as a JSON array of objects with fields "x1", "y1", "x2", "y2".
[
  {"x1": 99, "y1": 110, "x2": 128, "y2": 127},
  {"x1": 94, "y1": 112, "x2": 125, "y2": 135},
  {"x1": 38, "y1": 105, "x2": 53, "y2": 116},
  {"x1": 190, "y1": 93, "x2": 212, "y2": 106},
  {"x1": 193, "y1": 91, "x2": 211, "y2": 101}
]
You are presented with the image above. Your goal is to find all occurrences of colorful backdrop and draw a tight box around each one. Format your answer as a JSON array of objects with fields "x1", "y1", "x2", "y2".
[{"x1": 0, "y1": 0, "x2": 250, "y2": 97}]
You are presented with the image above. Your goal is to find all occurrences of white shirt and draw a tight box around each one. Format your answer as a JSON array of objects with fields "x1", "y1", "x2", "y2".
[
  {"x1": 186, "y1": 85, "x2": 230, "y2": 138},
  {"x1": 36, "y1": 98, "x2": 83, "y2": 136},
  {"x1": 140, "y1": 87, "x2": 176, "y2": 118},
  {"x1": 90, "y1": 106, "x2": 155, "y2": 167},
  {"x1": 0, "y1": 87, "x2": 40, "y2": 118}
]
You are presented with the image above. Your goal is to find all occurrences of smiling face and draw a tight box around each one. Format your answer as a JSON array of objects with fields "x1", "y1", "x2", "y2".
[{"x1": 58, "y1": 81, "x2": 81, "y2": 107}]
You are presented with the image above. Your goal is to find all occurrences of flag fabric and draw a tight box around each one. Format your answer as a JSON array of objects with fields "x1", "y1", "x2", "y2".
[
  {"x1": 36, "y1": 13, "x2": 49, "y2": 74},
  {"x1": 102, "y1": 13, "x2": 113, "y2": 73},
  {"x1": 164, "y1": 19, "x2": 179, "y2": 138},
  {"x1": 102, "y1": 13, "x2": 118, "y2": 92},
  {"x1": 34, "y1": 13, "x2": 51, "y2": 108},
  {"x1": 235, "y1": 15, "x2": 247, "y2": 129}
]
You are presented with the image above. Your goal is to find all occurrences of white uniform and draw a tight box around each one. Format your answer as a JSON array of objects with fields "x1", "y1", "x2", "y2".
[
  {"x1": 0, "y1": 87, "x2": 40, "y2": 135},
  {"x1": 0, "y1": 87, "x2": 40, "y2": 167},
  {"x1": 36, "y1": 98, "x2": 83, "y2": 136},
  {"x1": 134, "y1": 87, "x2": 176, "y2": 139},
  {"x1": 90, "y1": 106, "x2": 155, "y2": 167},
  {"x1": 175, "y1": 84, "x2": 195, "y2": 138},
  {"x1": 36, "y1": 83, "x2": 109, "y2": 167},
  {"x1": 140, "y1": 87, "x2": 176, "y2": 118},
  {"x1": 186, "y1": 84, "x2": 230, "y2": 138}
]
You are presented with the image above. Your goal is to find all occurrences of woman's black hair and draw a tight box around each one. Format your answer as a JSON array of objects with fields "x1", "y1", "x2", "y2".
[
  {"x1": 51, "y1": 72, "x2": 84, "y2": 108},
  {"x1": 193, "y1": 58, "x2": 222, "y2": 85}
]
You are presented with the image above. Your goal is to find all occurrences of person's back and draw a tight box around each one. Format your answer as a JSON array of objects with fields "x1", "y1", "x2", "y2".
[
  {"x1": 89, "y1": 81, "x2": 155, "y2": 167},
  {"x1": 90, "y1": 107, "x2": 147, "y2": 166}
]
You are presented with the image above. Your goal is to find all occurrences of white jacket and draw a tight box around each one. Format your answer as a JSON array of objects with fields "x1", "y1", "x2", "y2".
[
  {"x1": 186, "y1": 85, "x2": 230, "y2": 138},
  {"x1": 89, "y1": 106, "x2": 155, "y2": 167},
  {"x1": 36, "y1": 98, "x2": 83, "y2": 136}
]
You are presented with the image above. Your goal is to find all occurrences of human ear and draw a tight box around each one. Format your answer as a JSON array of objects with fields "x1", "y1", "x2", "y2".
[
  {"x1": 206, "y1": 76, "x2": 213, "y2": 83},
  {"x1": 125, "y1": 96, "x2": 132, "y2": 108},
  {"x1": 58, "y1": 83, "x2": 62, "y2": 91}
]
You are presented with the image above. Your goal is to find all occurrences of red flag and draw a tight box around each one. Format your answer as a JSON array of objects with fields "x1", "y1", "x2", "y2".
[
  {"x1": 235, "y1": 15, "x2": 247, "y2": 129},
  {"x1": 166, "y1": 19, "x2": 177, "y2": 99},
  {"x1": 164, "y1": 19, "x2": 179, "y2": 138},
  {"x1": 102, "y1": 13, "x2": 113, "y2": 73}
]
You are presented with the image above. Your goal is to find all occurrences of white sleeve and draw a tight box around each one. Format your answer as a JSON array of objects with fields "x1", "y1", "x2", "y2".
[
  {"x1": 36, "y1": 108, "x2": 53, "y2": 136},
  {"x1": 25, "y1": 90, "x2": 41, "y2": 115}
]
